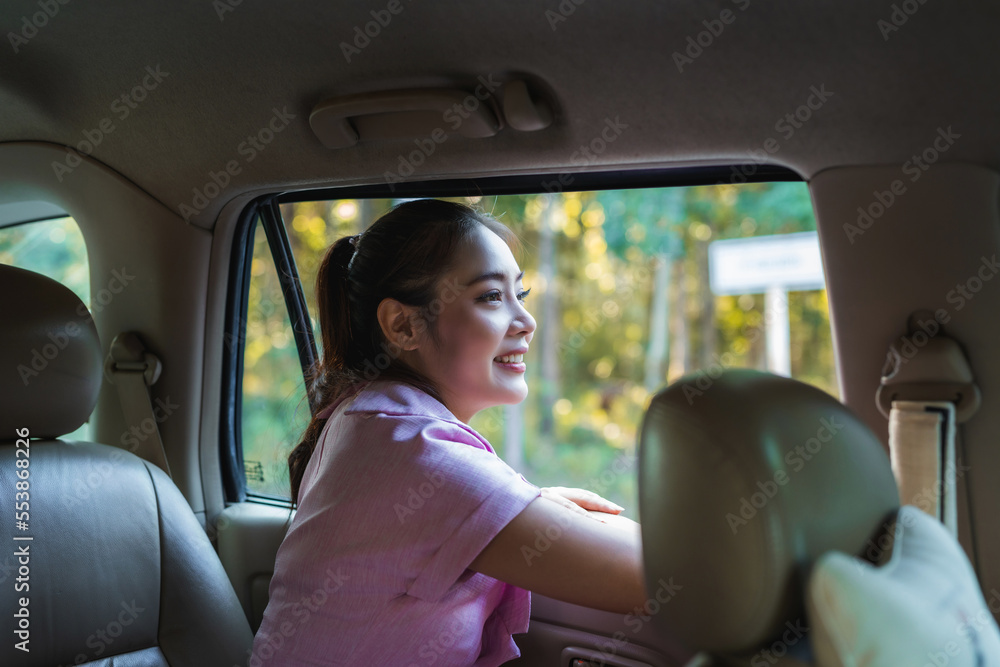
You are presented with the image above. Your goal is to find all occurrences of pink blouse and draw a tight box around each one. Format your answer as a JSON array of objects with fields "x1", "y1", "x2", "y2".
[{"x1": 251, "y1": 380, "x2": 542, "y2": 666}]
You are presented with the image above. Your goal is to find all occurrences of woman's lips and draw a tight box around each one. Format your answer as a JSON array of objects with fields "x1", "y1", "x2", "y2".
[{"x1": 493, "y1": 353, "x2": 526, "y2": 373}]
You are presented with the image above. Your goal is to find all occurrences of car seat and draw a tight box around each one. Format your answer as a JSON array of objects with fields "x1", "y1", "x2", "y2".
[{"x1": 0, "y1": 263, "x2": 253, "y2": 666}]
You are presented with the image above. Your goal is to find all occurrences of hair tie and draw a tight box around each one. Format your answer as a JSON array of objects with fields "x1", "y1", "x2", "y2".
[{"x1": 348, "y1": 234, "x2": 361, "y2": 250}]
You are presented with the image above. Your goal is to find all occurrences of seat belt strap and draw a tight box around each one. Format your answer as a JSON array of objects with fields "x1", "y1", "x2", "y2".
[
  {"x1": 877, "y1": 312, "x2": 979, "y2": 538},
  {"x1": 105, "y1": 332, "x2": 172, "y2": 477},
  {"x1": 888, "y1": 400, "x2": 957, "y2": 533}
]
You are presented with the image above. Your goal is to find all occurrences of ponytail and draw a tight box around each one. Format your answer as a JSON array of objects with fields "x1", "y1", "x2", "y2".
[{"x1": 288, "y1": 235, "x2": 356, "y2": 504}]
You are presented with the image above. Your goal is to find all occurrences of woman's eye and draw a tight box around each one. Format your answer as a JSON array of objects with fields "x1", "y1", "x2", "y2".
[
  {"x1": 477, "y1": 288, "x2": 530, "y2": 303},
  {"x1": 478, "y1": 291, "x2": 502, "y2": 302}
]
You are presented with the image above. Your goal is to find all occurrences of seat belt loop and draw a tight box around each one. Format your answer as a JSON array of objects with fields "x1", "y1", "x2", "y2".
[
  {"x1": 877, "y1": 311, "x2": 979, "y2": 537},
  {"x1": 104, "y1": 332, "x2": 172, "y2": 477}
]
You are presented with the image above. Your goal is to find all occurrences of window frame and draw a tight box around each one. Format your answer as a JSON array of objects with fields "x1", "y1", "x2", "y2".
[
  {"x1": 221, "y1": 165, "x2": 804, "y2": 503},
  {"x1": 221, "y1": 197, "x2": 318, "y2": 503}
]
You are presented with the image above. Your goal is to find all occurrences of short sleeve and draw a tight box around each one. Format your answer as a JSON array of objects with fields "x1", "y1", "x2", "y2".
[{"x1": 400, "y1": 419, "x2": 541, "y2": 603}]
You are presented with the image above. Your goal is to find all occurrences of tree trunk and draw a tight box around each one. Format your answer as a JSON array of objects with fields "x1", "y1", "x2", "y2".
[
  {"x1": 537, "y1": 194, "x2": 559, "y2": 443},
  {"x1": 644, "y1": 253, "x2": 671, "y2": 393}
]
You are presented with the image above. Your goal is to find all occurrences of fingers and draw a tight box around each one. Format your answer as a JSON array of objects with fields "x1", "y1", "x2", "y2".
[
  {"x1": 539, "y1": 488, "x2": 604, "y2": 522},
  {"x1": 540, "y1": 486, "x2": 625, "y2": 517},
  {"x1": 551, "y1": 487, "x2": 625, "y2": 514}
]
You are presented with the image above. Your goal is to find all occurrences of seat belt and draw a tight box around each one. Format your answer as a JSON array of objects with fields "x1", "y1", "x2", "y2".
[
  {"x1": 876, "y1": 313, "x2": 979, "y2": 537},
  {"x1": 104, "y1": 332, "x2": 172, "y2": 477},
  {"x1": 887, "y1": 400, "x2": 957, "y2": 530}
]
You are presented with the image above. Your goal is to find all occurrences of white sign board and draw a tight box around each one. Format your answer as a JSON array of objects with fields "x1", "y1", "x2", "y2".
[{"x1": 709, "y1": 231, "x2": 824, "y2": 295}]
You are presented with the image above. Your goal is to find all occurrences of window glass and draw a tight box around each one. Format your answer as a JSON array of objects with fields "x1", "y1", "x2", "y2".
[
  {"x1": 0, "y1": 216, "x2": 89, "y2": 305},
  {"x1": 240, "y1": 219, "x2": 310, "y2": 497},
  {"x1": 256, "y1": 183, "x2": 834, "y2": 509},
  {"x1": 0, "y1": 216, "x2": 92, "y2": 441}
]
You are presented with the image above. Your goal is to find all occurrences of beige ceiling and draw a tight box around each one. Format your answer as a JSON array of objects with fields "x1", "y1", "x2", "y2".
[{"x1": 0, "y1": 1, "x2": 996, "y2": 228}]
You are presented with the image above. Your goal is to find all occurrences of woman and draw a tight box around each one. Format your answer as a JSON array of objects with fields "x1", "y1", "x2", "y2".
[{"x1": 252, "y1": 199, "x2": 646, "y2": 666}]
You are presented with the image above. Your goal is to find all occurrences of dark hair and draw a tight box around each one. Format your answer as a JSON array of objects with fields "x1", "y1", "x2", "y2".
[{"x1": 287, "y1": 198, "x2": 516, "y2": 503}]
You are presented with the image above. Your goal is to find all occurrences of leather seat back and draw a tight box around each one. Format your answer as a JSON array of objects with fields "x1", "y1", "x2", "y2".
[
  {"x1": 639, "y1": 369, "x2": 899, "y2": 664},
  {"x1": 0, "y1": 263, "x2": 252, "y2": 666}
]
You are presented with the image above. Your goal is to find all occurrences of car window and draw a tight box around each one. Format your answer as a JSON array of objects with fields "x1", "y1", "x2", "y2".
[
  {"x1": 0, "y1": 215, "x2": 92, "y2": 441},
  {"x1": 239, "y1": 216, "x2": 311, "y2": 498},
  {"x1": 240, "y1": 183, "x2": 835, "y2": 510}
]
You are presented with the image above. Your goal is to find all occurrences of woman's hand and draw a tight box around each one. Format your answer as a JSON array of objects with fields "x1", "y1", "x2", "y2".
[{"x1": 540, "y1": 486, "x2": 625, "y2": 522}]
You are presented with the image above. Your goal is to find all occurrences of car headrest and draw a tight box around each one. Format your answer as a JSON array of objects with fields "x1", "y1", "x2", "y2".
[
  {"x1": 639, "y1": 369, "x2": 899, "y2": 656},
  {"x1": 0, "y1": 263, "x2": 102, "y2": 439}
]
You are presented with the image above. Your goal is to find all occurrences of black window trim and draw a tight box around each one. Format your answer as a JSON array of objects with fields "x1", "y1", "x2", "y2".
[
  {"x1": 261, "y1": 198, "x2": 319, "y2": 394},
  {"x1": 221, "y1": 196, "x2": 322, "y2": 503},
  {"x1": 274, "y1": 164, "x2": 800, "y2": 206}
]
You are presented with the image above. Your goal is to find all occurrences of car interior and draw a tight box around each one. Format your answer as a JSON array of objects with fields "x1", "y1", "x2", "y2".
[{"x1": 2, "y1": 1, "x2": 1000, "y2": 665}]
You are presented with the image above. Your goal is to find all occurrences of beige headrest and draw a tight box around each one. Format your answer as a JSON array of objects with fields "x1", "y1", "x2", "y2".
[
  {"x1": 0, "y1": 263, "x2": 102, "y2": 439},
  {"x1": 639, "y1": 369, "x2": 898, "y2": 656}
]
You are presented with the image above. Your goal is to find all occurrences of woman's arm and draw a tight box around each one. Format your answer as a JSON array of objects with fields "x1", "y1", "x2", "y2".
[{"x1": 469, "y1": 495, "x2": 646, "y2": 614}]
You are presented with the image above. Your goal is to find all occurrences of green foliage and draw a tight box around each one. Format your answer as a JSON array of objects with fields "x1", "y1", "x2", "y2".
[{"x1": 240, "y1": 183, "x2": 836, "y2": 510}]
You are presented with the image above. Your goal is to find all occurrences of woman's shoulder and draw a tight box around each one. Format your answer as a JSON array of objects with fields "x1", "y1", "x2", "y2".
[{"x1": 324, "y1": 380, "x2": 492, "y2": 450}]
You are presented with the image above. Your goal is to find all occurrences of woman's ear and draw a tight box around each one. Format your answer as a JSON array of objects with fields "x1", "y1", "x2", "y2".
[{"x1": 376, "y1": 298, "x2": 422, "y2": 351}]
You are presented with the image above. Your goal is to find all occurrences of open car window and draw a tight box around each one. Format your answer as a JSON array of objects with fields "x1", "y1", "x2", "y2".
[{"x1": 234, "y1": 182, "x2": 836, "y2": 510}]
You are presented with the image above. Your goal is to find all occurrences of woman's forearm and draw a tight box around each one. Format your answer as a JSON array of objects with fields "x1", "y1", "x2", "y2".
[{"x1": 469, "y1": 496, "x2": 646, "y2": 613}]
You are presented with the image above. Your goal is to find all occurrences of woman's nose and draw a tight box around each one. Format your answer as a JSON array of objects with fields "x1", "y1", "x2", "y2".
[{"x1": 513, "y1": 303, "x2": 537, "y2": 338}]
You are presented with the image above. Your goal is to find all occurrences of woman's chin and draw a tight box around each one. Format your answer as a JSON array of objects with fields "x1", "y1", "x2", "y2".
[
  {"x1": 485, "y1": 382, "x2": 529, "y2": 406},
  {"x1": 504, "y1": 383, "x2": 529, "y2": 404}
]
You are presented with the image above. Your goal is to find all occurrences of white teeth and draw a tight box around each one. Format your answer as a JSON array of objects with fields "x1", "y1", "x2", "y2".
[{"x1": 494, "y1": 354, "x2": 524, "y2": 363}]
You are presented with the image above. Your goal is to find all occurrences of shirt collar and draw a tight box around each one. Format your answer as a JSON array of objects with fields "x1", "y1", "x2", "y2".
[{"x1": 317, "y1": 380, "x2": 458, "y2": 423}]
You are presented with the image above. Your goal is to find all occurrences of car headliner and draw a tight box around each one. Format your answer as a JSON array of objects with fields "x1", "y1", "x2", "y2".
[{"x1": 0, "y1": 1, "x2": 997, "y2": 228}]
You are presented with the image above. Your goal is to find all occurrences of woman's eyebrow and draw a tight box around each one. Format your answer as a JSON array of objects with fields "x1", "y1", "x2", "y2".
[{"x1": 466, "y1": 270, "x2": 524, "y2": 286}]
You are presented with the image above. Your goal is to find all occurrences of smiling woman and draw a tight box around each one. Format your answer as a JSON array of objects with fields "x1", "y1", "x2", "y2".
[{"x1": 252, "y1": 199, "x2": 645, "y2": 666}]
